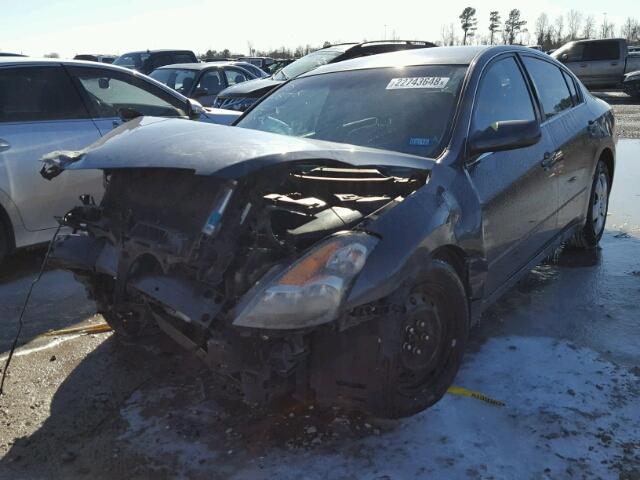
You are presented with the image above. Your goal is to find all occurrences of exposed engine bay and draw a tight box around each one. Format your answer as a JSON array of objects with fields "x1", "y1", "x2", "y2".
[{"x1": 52, "y1": 163, "x2": 427, "y2": 406}]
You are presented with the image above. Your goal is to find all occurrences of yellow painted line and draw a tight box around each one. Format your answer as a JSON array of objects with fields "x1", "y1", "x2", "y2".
[
  {"x1": 447, "y1": 386, "x2": 505, "y2": 407},
  {"x1": 42, "y1": 322, "x2": 112, "y2": 337}
]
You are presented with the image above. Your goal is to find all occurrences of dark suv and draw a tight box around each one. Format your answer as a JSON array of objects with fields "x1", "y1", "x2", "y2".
[
  {"x1": 113, "y1": 49, "x2": 198, "y2": 75},
  {"x1": 213, "y1": 40, "x2": 435, "y2": 111}
]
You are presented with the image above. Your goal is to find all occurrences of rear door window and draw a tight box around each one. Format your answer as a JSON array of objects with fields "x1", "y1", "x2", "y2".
[
  {"x1": 224, "y1": 68, "x2": 249, "y2": 86},
  {"x1": 562, "y1": 70, "x2": 580, "y2": 105},
  {"x1": 583, "y1": 41, "x2": 620, "y2": 61},
  {"x1": 472, "y1": 56, "x2": 536, "y2": 134},
  {"x1": 195, "y1": 70, "x2": 224, "y2": 96},
  {"x1": 0, "y1": 66, "x2": 89, "y2": 123},
  {"x1": 174, "y1": 53, "x2": 196, "y2": 63},
  {"x1": 522, "y1": 57, "x2": 573, "y2": 120}
]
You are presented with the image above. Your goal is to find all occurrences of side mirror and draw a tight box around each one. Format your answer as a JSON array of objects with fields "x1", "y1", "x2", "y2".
[
  {"x1": 98, "y1": 78, "x2": 110, "y2": 89},
  {"x1": 468, "y1": 120, "x2": 541, "y2": 156},
  {"x1": 187, "y1": 98, "x2": 205, "y2": 119},
  {"x1": 560, "y1": 53, "x2": 569, "y2": 62}
]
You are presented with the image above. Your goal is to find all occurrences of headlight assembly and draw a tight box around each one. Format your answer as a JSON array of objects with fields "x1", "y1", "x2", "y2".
[{"x1": 233, "y1": 232, "x2": 378, "y2": 330}]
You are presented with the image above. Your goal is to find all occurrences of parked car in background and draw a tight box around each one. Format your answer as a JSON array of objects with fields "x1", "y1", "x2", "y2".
[
  {"x1": 44, "y1": 45, "x2": 614, "y2": 418},
  {"x1": 552, "y1": 38, "x2": 640, "y2": 88},
  {"x1": 214, "y1": 40, "x2": 436, "y2": 111},
  {"x1": 0, "y1": 52, "x2": 25, "y2": 57},
  {"x1": 74, "y1": 54, "x2": 117, "y2": 64},
  {"x1": 113, "y1": 49, "x2": 198, "y2": 74},
  {"x1": 623, "y1": 70, "x2": 640, "y2": 98},
  {"x1": 0, "y1": 57, "x2": 238, "y2": 261},
  {"x1": 150, "y1": 62, "x2": 257, "y2": 106},
  {"x1": 204, "y1": 59, "x2": 269, "y2": 78},
  {"x1": 237, "y1": 56, "x2": 274, "y2": 70}
]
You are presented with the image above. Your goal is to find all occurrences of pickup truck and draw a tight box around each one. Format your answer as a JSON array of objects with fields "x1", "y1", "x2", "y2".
[{"x1": 552, "y1": 38, "x2": 640, "y2": 88}]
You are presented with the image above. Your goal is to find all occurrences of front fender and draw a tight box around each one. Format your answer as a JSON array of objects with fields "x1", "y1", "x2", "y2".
[{"x1": 345, "y1": 185, "x2": 461, "y2": 310}]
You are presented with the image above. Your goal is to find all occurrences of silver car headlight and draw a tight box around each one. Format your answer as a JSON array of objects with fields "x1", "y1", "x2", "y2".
[{"x1": 233, "y1": 232, "x2": 378, "y2": 330}]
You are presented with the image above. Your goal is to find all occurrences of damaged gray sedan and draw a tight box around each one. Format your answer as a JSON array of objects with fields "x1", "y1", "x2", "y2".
[{"x1": 43, "y1": 46, "x2": 615, "y2": 418}]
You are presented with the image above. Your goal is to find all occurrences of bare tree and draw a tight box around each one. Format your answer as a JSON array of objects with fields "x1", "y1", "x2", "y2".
[
  {"x1": 459, "y1": 7, "x2": 478, "y2": 45},
  {"x1": 43, "y1": 52, "x2": 59, "y2": 58},
  {"x1": 620, "y1": 17, "x2": 640, "y2": 42},
  {"x1": 535, "y1": 13, "x2": 550, "y2": 46},
  {"x1": 600, "y1": 16, "x2": 615, "y2": 39},
  {"x1": 583, "y1": 15, "x2": 596, "y2": 38},
  {"x1": 441, "y1": 22, "x2": 457, "y2": 46},
  {"x1": 247, "y1": 41, "x2": 254, "y2": 56},
  {"x1": 555, "y1": 15, "x2": 565, "y2": 45},
  {"x1": 489, "y1": 11, "x2": 501, "y2": 45},
  {"x1": 566, "y1": 10, "x2": 583, "y2": 40},
  {"x1": 504, "y1": 9, "x2": 527, "y2": 45}
]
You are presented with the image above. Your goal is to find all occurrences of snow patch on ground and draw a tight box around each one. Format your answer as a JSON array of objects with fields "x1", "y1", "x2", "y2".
[{"x1": 228, "y1": 336, "x2": 639, "y2": 480}]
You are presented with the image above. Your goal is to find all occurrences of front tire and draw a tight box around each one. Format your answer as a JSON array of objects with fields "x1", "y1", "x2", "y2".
[{"x1": 572, "y1": 160, "x2": 610, "y2": 249}]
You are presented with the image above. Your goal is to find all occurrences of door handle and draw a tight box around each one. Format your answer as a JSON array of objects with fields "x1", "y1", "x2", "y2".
[
  {"x1": 611, "y1": 62, "x2": 618, "y2": 66},
  {"x1": 0, "y1": 139, "x2": 10, "y2": 152},
  {"x1": 580, "y1": 64, "x2": 588, "y2": 68}
]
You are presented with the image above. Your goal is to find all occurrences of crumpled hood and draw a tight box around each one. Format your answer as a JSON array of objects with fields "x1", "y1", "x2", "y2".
[{"x1": 41, "y1": 116, "x2": 434, "y2": 180}]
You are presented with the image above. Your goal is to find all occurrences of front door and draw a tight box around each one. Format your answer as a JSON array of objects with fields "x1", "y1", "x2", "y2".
[
  {"x1": 466, "y1": 55, "x2": 559, "y2": 296},
  {"x1": 0, "y1": 65, "x2": 102, "y2": 232}
]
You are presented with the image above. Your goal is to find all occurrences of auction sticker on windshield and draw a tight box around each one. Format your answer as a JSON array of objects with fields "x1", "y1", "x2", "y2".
[{"x1": 386, "y1": 77, "x2": 450, "y2": 89}]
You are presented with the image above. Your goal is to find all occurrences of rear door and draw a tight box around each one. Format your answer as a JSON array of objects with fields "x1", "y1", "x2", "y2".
[
  {"x1": 521, "y1": 56, "x2": 593, "y2": 231},
  {"x1": 0, "y1": 65, "x2": 102, "y2": 232},
  {"x1": 466, "y1": 55, "x2": 558, "y2": 295},
  {"x1": 583, "y1": 40, "x2": 623, "y2": 87},
  {"x1": 67, "y1": 66, "x2": 189, "y2": 135}
]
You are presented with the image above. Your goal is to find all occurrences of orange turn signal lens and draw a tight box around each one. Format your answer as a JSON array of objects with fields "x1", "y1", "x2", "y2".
[{"x1": 278, "y1": 241, "x2": 340, "y2": 286}]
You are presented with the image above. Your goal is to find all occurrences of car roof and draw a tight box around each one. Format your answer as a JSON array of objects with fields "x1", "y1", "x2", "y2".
[
  {"x1": 118, "y1": 49, "x2": 195, "y2": 55},
  {"x1": 155, "y1": 61, "x2": 253, "y2": 71},
  {"x1": 301, "y1": 45, "x2": 528, "y2": 77},
  {"x1": 0, "y1": 57, "x2": 143, "y2": 70}
]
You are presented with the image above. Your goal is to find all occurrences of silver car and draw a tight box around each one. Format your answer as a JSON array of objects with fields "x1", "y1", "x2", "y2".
[{"x1": 0, "y1": 58, "x2": 240, "y2": 261}]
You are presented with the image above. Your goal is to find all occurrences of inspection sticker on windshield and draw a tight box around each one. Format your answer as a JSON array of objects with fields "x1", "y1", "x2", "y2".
[{"x1": 386, "y1": 77, "x2": 450, "y2": 89}]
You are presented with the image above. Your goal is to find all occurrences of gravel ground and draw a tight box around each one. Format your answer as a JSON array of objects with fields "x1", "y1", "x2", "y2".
[{"x1": 0, "y1": 95, "x2": 639, "y2": 479}]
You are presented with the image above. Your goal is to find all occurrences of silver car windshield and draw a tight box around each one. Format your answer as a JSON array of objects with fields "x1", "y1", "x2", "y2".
[
  {"x1": 273, "y1": 50, "x2": 344, "y2": 80},
  {"x1": 238, "y1": 65, "x2": 467, "y2": 158}
]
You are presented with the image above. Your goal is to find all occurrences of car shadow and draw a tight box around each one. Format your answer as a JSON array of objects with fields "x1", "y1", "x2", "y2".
[
  {"x1": 591, "y1": 90, "x2": 638, "y2": 106},
  {"x1": 0, "y1": 331, "x2": 389, "y2": 478}
]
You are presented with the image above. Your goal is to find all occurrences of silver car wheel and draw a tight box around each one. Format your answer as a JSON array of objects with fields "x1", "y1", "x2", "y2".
[{"x1": 592, "y1": 172, "x2": 608, "y2": 236}]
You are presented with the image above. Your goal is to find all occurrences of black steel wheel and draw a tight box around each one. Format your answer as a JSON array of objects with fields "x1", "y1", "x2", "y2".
[{"x1": 367, "y1": 259, "x2": 469, "y2": 418}]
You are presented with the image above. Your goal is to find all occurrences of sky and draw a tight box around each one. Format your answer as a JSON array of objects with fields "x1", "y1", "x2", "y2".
[{"x1": 0, "y1": 0, "x2": 637, "y2": 57}]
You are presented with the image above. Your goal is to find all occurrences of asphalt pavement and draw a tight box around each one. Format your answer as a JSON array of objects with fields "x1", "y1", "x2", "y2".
[{"x1": 0, "y1": 95, "x2": 639, "y2": 480}]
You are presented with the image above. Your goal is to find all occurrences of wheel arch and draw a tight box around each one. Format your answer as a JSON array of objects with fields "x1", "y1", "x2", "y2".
[
  {"x1": 599, "y1": 147, "x2": 615, "y2": 185},
  {"x1": 431, "y1": 245, "x2": 470, "y2": 298}
]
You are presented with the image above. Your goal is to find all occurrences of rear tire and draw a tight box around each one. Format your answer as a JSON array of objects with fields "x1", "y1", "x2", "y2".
[
  {"x1": 0, "y1": 219, "x2": 10, "y2": 264},
  {"x1": 571, "y1": 160, "x2": 610, "y2": 249},
  {"x1": 368, "y1": 260, "x2": 468, "y2": 418}
]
